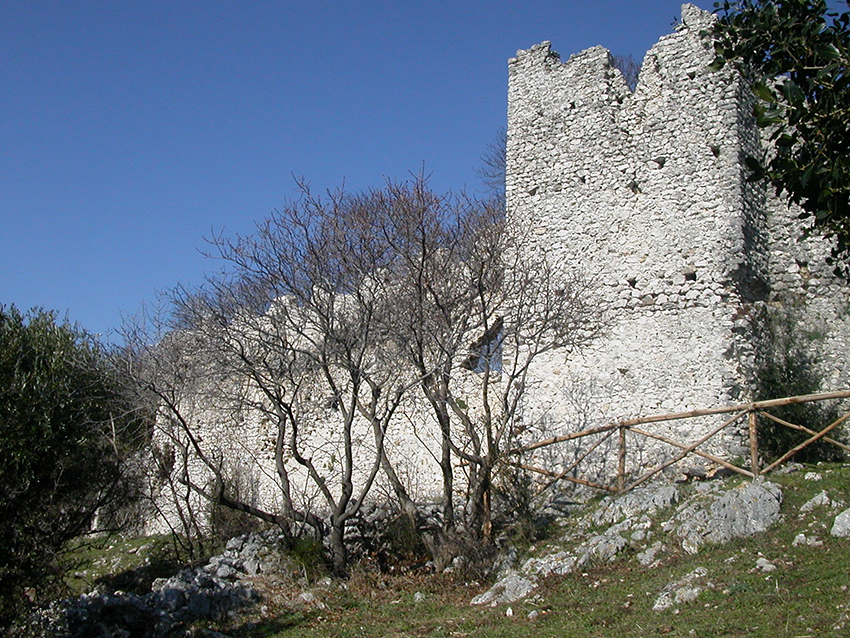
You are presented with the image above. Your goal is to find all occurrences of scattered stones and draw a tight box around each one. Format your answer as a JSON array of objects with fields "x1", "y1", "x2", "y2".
[
  {"x1": 522, "y1": 551, "x2": 578, "y2": 578},
  {"x1": 652, "y1": 567, "x2": 708, "y2": 611},
  {"x1": 792, "y1": 533, "x2": 823, "y2": 547},
  {"x1": 472, "y1": 479, "x2": 784, "y2": 606},
  {"x1": 755, "y1": 557, "x2": 776, "y2": 573},
  {"x1": 22, "y1": 530, "x2": 305, "y2": 638},
  {"x1": 296, "y1": 591, "x2": 324, "y2": 609},
  {"x1": 637, "y1": 541, "x2": 665, "y2": 566}
]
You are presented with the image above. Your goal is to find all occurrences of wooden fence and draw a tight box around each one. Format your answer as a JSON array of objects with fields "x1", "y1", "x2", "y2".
[{"x1": 510, "y1": 390, "x2": 850, "y2": 496}]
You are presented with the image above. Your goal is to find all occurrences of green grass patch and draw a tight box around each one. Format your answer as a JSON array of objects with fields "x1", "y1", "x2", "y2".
[
  {"x1": 62, "y1": 534, "x2": 186, "y2": 596},
  {"x1": 56, "y1": 464, "x2": 850, "y2": 638},
  {"x1": 244, "y1": 463, "x2": 850, "y2": 638}
]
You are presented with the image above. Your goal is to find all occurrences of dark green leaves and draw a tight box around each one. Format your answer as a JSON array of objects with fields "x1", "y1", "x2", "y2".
[
  {"x1": 0, "y1": 306, "x2": 140, "y2": 624},
  {"x1": 712, "y1": 0, "x2": 850, "y2": 272}
]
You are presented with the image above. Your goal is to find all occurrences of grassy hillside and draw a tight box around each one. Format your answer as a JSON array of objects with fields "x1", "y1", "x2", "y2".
[{"x1": 63, "y1": 464, "x2": 850, "y2": 638}]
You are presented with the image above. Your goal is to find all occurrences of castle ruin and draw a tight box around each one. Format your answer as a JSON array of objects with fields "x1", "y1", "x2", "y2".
[
  {"x1": 146, "y1": 5, "x2": 850, "y2": 535},
  {"x1": 507, "y1": 4, "x2": 850, "y2": 472}
]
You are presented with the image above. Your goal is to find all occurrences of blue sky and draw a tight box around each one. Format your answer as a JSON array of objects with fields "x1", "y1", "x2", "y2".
[{"x1": 1, "y1": 0, "x2": 698, "y2": 339}]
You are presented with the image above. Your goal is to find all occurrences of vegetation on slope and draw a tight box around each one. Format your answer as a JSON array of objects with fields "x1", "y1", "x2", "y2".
[{"x1": 51, "y1": 462, "x2": 850, "y2": 638}]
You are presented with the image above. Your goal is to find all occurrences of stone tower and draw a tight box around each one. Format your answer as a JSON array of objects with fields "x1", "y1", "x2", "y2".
[{"x1": 506, "y1": 4, "x2": 849, "y2": 472}]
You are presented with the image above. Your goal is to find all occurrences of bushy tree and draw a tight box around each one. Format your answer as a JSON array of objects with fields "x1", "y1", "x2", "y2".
[
  {"x1": 710, "y1": 0, "x2": 850, "y2": 272},
  {"x1": 0, "y1": 306, "x2": 142, "y2": 623}
]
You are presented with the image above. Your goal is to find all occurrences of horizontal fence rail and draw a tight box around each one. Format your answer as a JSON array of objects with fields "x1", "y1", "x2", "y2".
[{"x1": 510, "y1": 390, "x2": 850, "y2": 496}]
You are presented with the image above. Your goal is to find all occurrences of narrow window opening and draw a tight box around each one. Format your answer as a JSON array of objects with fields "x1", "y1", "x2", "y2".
[{"x1": 463, "y1": 317, "x2": 504, "y2": 374}]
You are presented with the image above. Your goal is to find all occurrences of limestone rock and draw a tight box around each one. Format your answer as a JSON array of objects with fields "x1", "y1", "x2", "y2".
[
  {"x1": 652, "y1": 567, "x2": 708, "y2": 611},
  {"x1": 800, "y1": 490, "x2": 831, "y2": 514},
  {"x1": 831, "y1": 508, "x2": 850, "y2": 537},
  {"x1": 470, "y1": 570, "x2": 537, "y2": 606}
]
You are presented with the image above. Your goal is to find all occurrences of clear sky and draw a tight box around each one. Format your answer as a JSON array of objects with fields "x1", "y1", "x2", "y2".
[{"x1": 1, "y1": 0, "x2": 701, "y2": 340}]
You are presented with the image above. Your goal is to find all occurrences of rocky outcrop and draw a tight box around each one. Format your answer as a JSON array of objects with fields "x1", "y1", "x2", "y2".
[{"x1": 472, "y1": 478, "x2": 783, "y2": 605}]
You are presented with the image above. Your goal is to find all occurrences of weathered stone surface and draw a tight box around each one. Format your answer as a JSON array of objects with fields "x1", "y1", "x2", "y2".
[
  {"x1": 522, "y1": 551, "x2": 579, "y2": 578},
  {"x1": 590, "y1": 483, "x2": 678, "y2": 526},
  {"x1": 800, "y1": 490, "x2": 832, "y2": 513},
  {"x1": 508, "y1": 1, "x2": 850, "y2": 487},
  {"x1": 666, "y1": 480, "x2": 782, "y2": 553},
  {"x1": 470, "y1": 570, "x2": 537, "y2": 606},
  {"x1": 706, "y1": 480, "x2": 783, "y2": 543},
  {"x1": 637, "y1": 541, "x2": 665, "y2": 566},
  {"x1": 144, "y1": 0, "x2": 850, "y2": 541},
  {"x1": 478, "y1": 478, "x2": 783, "y2": 606},
  {"x1": 831, "y1": 508, "x2": 850, "y2": 537},
  {"x1": 652, "y1": 567, "x2": 708, "y2": 611}
]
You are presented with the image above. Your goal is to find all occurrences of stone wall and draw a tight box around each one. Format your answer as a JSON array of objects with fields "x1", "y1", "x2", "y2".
[
  {"x1": 148, "y1": 4, "x2": 850, "y2": 534},
  {"x1": 506, "y1": 3, "x2": 850, "y2": 476}
]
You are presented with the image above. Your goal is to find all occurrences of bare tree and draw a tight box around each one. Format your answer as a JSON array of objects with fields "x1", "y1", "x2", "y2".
[
  {"x1": 127, "y1": 176, "x2": 600, "y2": 574},
  {"x1": 612, "y1": 53, "x2": 641, "y2": 92},
  {"x1": 476, "y1": 127, "x2": 507, "y2": 204},
  {"x1": 128, "y1": 182, "x2": 429, "y2": 574},
  {"x1": 368, "y1": 181, "x2": 602, "y2": 563}
]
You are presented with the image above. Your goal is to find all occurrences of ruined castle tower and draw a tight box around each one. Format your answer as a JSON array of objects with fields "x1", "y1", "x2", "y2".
[{"x1": 506, "y1": 4, "x2": 849, "y2": 470}]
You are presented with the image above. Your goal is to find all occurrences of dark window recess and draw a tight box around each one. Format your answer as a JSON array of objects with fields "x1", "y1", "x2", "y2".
[{"x1": 463, "y1": 317, "x2": 504, "y2": 373}]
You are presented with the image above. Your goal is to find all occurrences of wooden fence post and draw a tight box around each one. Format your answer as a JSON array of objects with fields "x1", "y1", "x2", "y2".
[
  {"x1": 749, "y1": 409, "x2": 759, "y2": 477},
  {"x1": 617, "y1": 425, "x2": 626, "y2": 493}
]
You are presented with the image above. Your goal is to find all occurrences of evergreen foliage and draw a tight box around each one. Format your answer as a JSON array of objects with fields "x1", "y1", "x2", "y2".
[
  {"x1": 0, "y1": 306, "x2": 142, "y2": 624},
  {"x1": 711, "y1": 0, "x2": 850, "y2": 273}
]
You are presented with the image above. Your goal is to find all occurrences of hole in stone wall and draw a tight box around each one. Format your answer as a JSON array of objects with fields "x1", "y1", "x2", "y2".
[
  {"x1": 710, "y1": 145, "x2": 721, "y2": 157},
  {"x1": 627, "y1": 277, "x2": 637, "y2": 288},
  {"x1": 652, "y1": 156, "x2": 667, "y2": 168},
  {"x1": 528, "y1": 186, "x2": 538, "y2": 196},
  {"x1": 684, "y1": 271, "x2": 697, "y2": 281}
]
